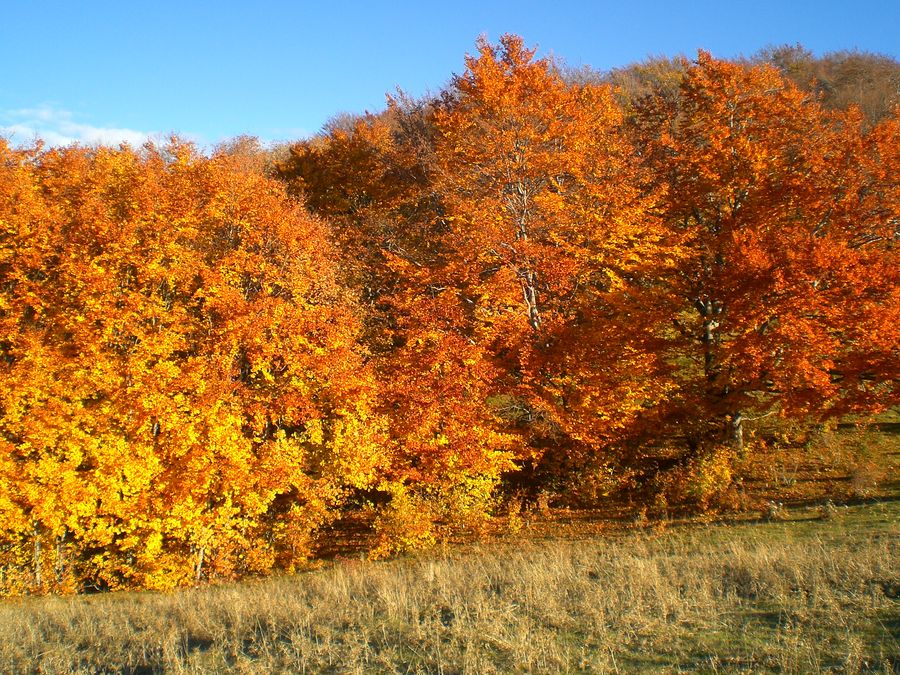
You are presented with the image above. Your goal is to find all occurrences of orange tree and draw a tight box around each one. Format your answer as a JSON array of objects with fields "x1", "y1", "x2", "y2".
[
  {"x1": 0, "y1": 139, "x2": 385, "y2": 593},
  {"x1": 277, "y1": 95, "x2": 522, "y2": 548},
  {"x1": 415, "y1": 35, "x2": 673, "y2": 501},
  {"x1": 274, "y1": 96, "x2": 441, "y2": 351},
  {"x1": 633, "y1": 53, "x2": 899, "y2": 463},
  {"x1": 280, "y1": 36, "x2": 675, "y2": 521}
]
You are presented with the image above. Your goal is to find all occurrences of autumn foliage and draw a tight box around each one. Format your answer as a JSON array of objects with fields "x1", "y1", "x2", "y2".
[
  {"x1": 0, "y1": 141, "x2": 386, "y2": 591},
  {"x1": 631, "y1": 52, "x2": 900, "y2": 451},
  {"x1": 1, "y1": 37, "x2": 898, "y2": 593}
]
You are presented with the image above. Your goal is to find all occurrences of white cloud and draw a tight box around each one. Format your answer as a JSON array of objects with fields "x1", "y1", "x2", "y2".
[{"x1": 0, "y1": 105, "x2": 156, "y2": 147}]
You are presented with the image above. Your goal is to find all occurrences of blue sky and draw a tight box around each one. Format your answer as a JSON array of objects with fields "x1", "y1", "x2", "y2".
[{"x1": 2, "y1": 1, "x2": 898, "y2": 147}]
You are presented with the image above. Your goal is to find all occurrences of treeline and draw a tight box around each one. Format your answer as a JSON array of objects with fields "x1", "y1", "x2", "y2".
[
  {"x1": 602, "y1": 43, "x2": 900, "y2": 126},
  {"x1": 1, "y1": 37, "x2": 897, "y2": 594}
]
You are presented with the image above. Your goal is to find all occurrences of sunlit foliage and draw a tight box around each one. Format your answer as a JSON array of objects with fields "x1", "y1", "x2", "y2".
[{"x1": 2, "y1": 37, "x2": 897, "y2": 593}]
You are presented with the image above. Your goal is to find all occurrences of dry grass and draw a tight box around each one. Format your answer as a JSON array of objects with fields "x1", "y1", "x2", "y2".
[{"x1": 1, "y1": 499, "x2": 897, "y2": 673}]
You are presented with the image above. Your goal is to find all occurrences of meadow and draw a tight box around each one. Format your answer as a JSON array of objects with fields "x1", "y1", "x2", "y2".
[{"x1": 3, "y1": 479, "x2": 896, "y2": 673}]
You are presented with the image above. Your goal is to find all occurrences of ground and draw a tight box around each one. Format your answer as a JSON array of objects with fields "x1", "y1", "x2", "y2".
[{"x1": 1, "y1": 427, "x2": 897, "y2": 673}]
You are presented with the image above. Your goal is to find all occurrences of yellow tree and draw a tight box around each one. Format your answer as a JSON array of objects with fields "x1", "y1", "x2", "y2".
[{"x1": 0, "y1": 139, "x2": 385, "y2": 593}]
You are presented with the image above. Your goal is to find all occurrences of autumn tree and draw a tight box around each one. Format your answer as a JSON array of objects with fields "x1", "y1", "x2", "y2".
[
  {"x1": 0, "y1": 139, "x2": 385, "y2": 592},
  {"x1": 398, "y1": 35, "x2": 673, "y2": 504},
  {"x1": 754, "y1": 45, "x2": 900, "y2": 125},
  {"x1": 280, "y1": 36, "x2": 676, "y2": 521},
  {"x1": 633, "y1": 53, "x2": 899, "y2": 467},
  {"x1": 600, "y1": 55, "x2": 688, "y2": 112},
  {"x1": 277, "y1": 91, "x2": 524, "y2": 548}
]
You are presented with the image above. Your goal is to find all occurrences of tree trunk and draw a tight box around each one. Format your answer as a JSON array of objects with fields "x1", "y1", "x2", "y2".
[
  {"x1": 195, "y1": 546, "x2": 205, "y2": 584},
  {"x1": 694, "y1": 298, "x2": 723, "y2": 381},
  {"x1": 508, "y1": 177, "x2": 540, "y2": 331},
  {"x1": 730, "y1": 411, "x2": 744, "y2": 456},
  {"x1": 55, "y1": 533, "x2": 66, "y2": 584},
  {"x1": 520, "y1": 269, "x2": 541, "y2": 331},
  {"x1": 32, "y1": 523, "x2": 42, "y2": 588}
]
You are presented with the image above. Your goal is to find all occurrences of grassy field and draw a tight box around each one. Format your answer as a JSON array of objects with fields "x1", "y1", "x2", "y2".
[{"x1": 2, "y1": 497, "x2": 897, "y2": 673}]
